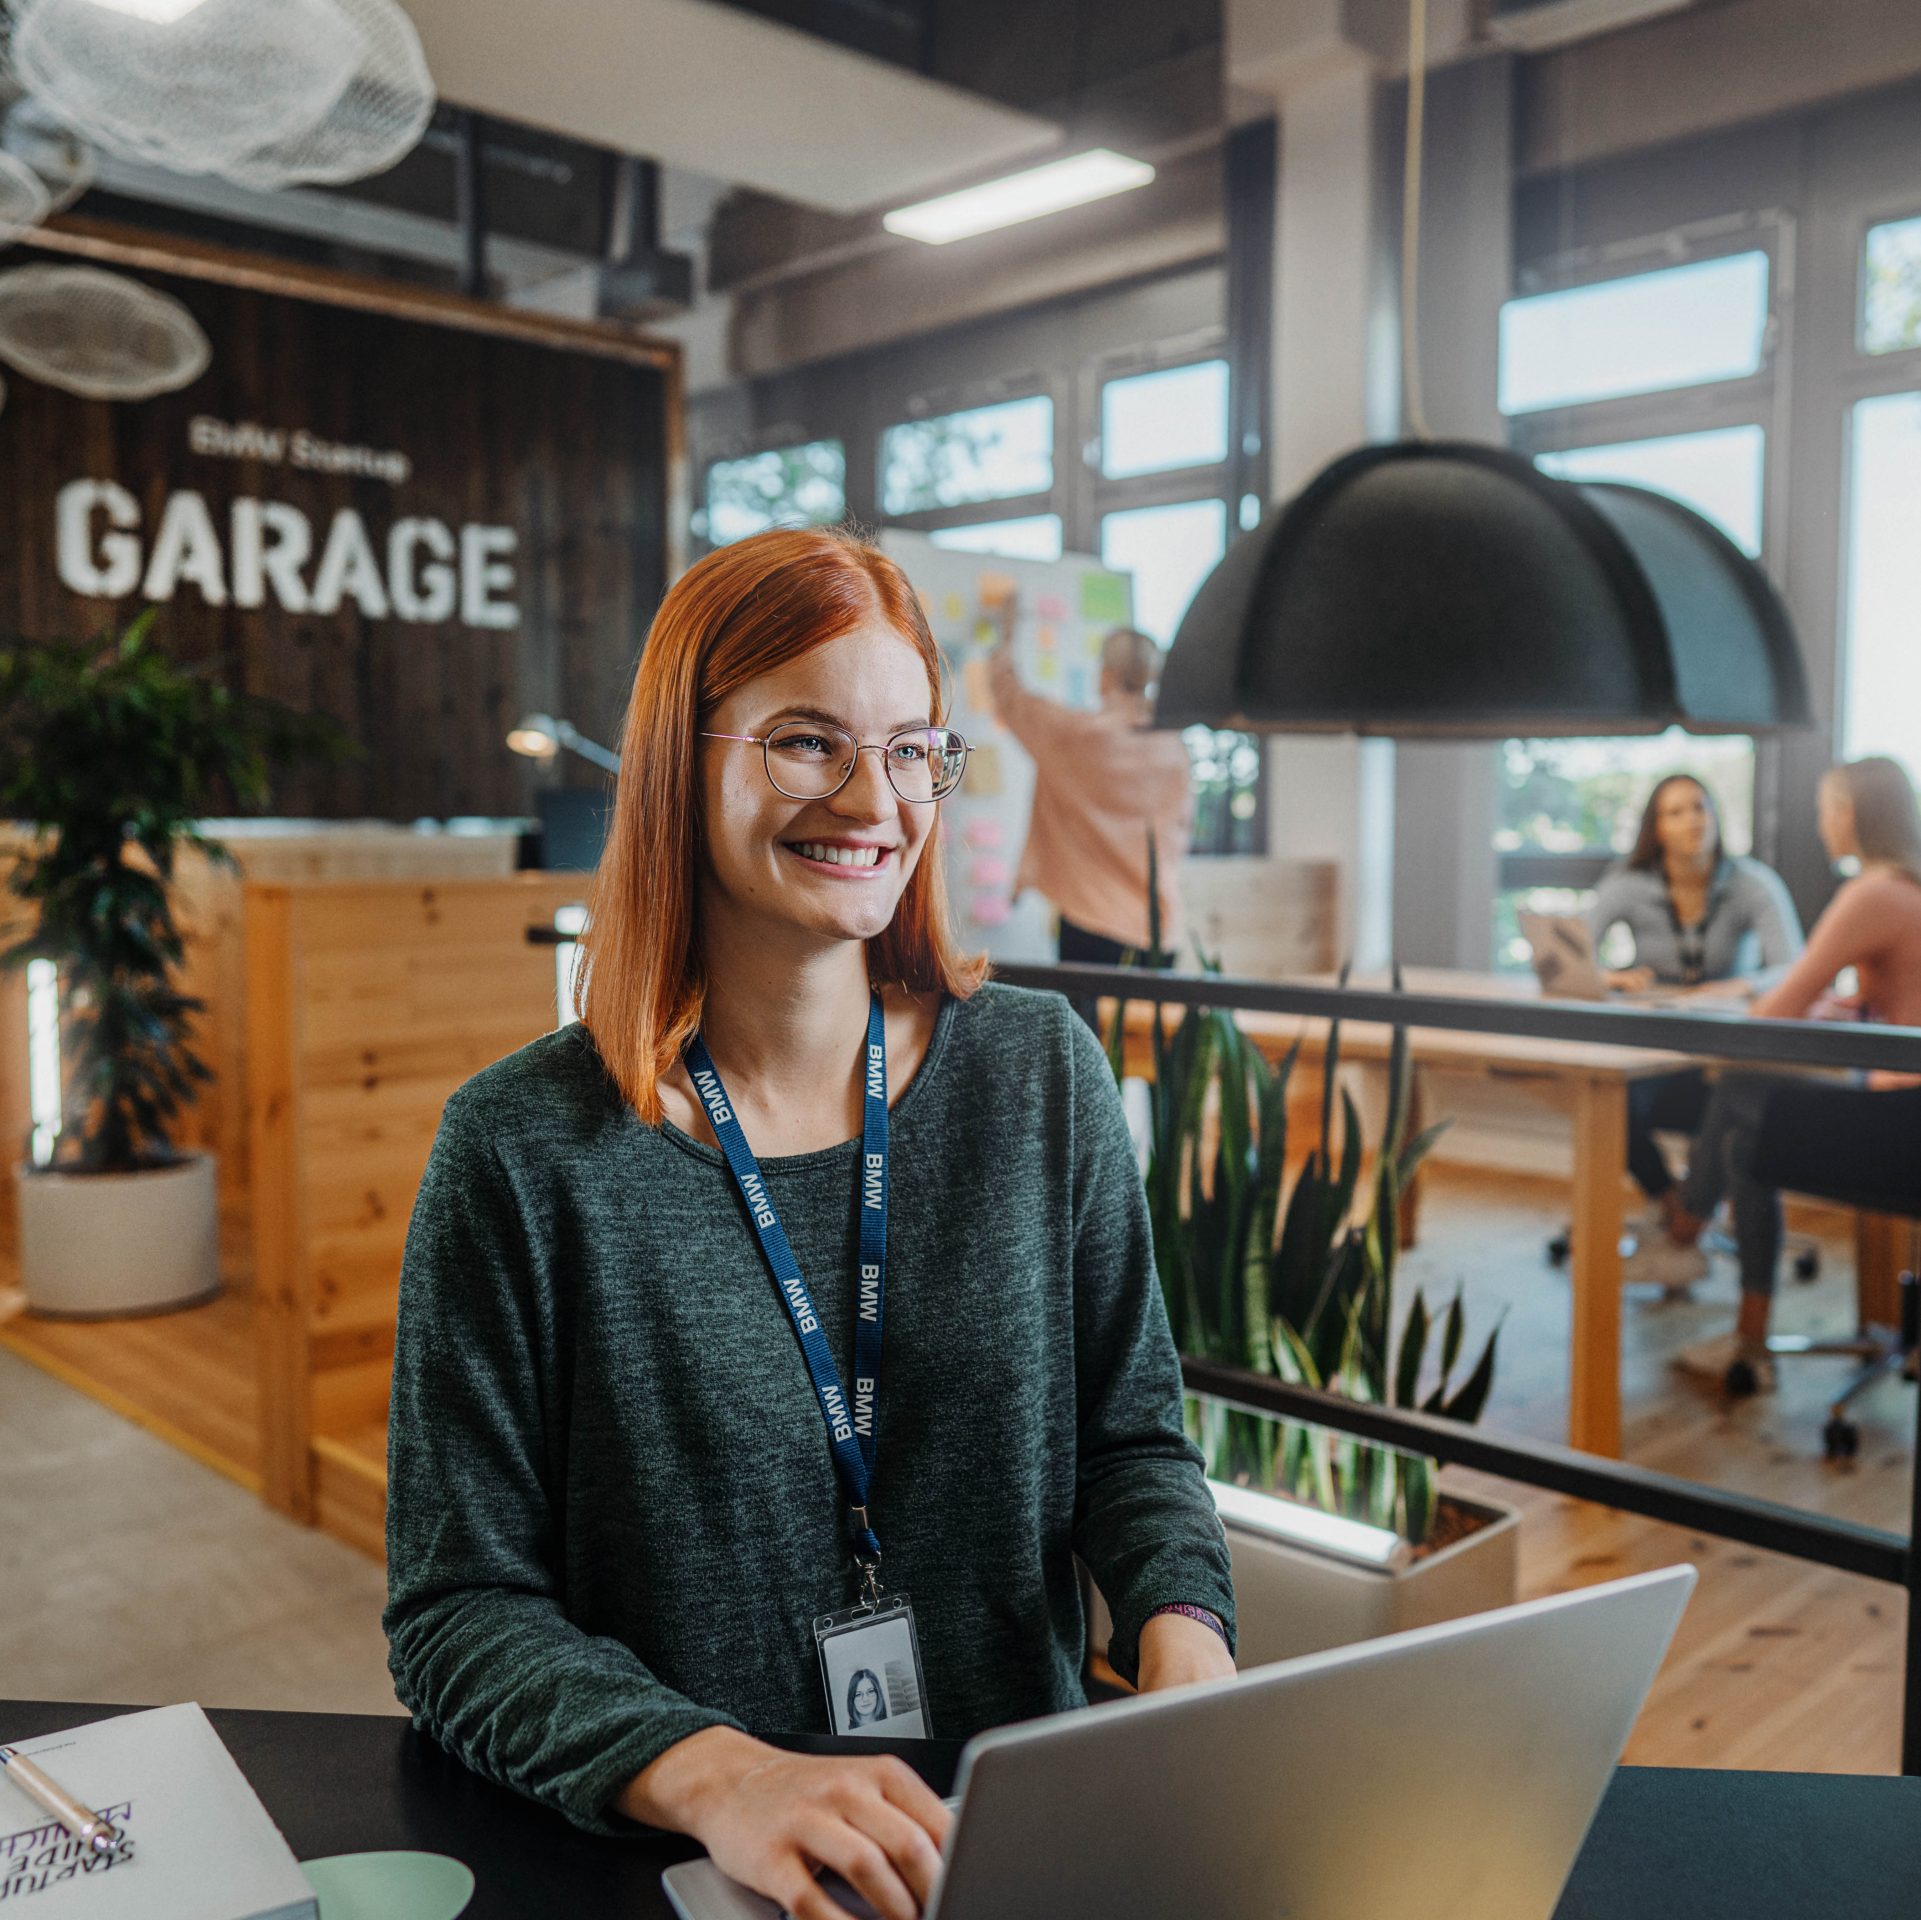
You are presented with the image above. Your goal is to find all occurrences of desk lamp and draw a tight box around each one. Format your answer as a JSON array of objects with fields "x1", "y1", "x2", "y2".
[{"x1": 506, "y1": 713, "x2": 621, "y2": 774}]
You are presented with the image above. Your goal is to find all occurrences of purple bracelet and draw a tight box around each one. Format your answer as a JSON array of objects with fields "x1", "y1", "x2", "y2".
[{"x1": 1145, "y1": 1602, "x2": 1231, "y2": 1649}]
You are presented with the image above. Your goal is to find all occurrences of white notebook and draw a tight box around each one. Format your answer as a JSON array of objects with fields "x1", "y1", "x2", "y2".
[{"x1": 0, "y1": 1703, "x2": 316, "y2": 1918}]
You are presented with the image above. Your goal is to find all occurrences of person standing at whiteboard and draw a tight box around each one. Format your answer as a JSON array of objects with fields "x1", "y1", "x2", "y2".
[{"x1": 987, "y1": 612, "x2": 1193, "y2": 988}]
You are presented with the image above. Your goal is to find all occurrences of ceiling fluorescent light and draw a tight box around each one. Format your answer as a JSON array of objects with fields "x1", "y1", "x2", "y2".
[{"x1": 884, "y1": 149, "x2": 1154, "y2": 246}]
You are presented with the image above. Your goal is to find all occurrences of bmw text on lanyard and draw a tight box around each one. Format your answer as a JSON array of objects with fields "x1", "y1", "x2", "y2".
[{"x1": 686, "y1": 992, "x2": 890, "y2": 1607}]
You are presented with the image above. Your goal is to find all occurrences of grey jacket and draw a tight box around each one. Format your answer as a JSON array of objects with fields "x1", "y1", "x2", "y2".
[{"x1": 1589, "y1": 855, "x2": 1802, "y2": 983}]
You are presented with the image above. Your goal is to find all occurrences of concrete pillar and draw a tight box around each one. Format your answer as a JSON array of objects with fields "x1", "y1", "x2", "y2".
[{"x1": 1233, "y1": 13, "x2": 1401, "y2": 969}]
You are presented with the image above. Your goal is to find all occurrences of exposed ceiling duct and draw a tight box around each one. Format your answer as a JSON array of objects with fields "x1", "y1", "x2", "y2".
[{"x1": 1155, "y1": 441, "x2": 1812, "y2": 739}]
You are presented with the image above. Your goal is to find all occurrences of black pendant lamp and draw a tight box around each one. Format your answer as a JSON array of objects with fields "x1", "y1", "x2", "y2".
[
  {"x1": 1156, "y1": 438, "x2": 1812, "y2": 738},
  {"x1": 1158, "y1": 0, "x2": 1811, "y2": 741}
]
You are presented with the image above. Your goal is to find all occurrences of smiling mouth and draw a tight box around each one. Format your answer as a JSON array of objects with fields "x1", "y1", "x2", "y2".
[{"x1": 783, "y1": 840, "x2": 896, "y2": 874}]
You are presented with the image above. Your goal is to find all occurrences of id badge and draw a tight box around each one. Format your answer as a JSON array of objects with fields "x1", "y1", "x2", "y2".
[{"x1": 814, "y1": 1594, "x2": 931, "y2": 1738}]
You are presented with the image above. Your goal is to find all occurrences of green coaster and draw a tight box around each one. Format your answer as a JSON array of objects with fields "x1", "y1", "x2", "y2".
[{"x1": 300, "y1": 1850, "x2": 476, "y2": 1920}]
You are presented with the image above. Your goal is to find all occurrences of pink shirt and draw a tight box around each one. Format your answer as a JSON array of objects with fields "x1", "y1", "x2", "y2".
[
  {"x1": 1752, "y1": 868, "x2": 1921, "y2": 1085},
  {"x1": 986, "y1": 647, "x2": 1193, "y2": 953}
]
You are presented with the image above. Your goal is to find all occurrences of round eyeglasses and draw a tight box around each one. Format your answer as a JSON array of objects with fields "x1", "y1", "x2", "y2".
[{"x1": 701, "y1": 720, "x2": 971, "y2": 803}]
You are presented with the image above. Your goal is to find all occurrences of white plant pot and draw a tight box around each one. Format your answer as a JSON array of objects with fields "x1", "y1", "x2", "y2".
[
  {"x1": 1091, "y1": 1482, "x2": 1521, "y2": 1669},
  {"x1": 13, "y1": 1153, "x2": 221, "y2": 1318}
]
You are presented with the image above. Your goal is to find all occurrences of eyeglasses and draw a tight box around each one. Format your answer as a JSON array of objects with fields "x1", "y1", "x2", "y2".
[{"x1": 701, "y1": 720, "x2": 971, "y2": 803}]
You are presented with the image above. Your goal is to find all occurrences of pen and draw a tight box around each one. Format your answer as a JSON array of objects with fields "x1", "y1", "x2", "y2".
[{"x1": 0, "y1": 1744, "x2": 124, "y2": 1855}]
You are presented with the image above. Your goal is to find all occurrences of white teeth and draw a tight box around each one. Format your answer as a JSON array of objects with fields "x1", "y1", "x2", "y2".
[{"x1": 792, "y1": 842, "x2": 882, "y2": 868}]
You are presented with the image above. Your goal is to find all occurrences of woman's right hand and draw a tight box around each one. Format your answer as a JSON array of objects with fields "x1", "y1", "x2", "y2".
[{"x1": 620, "y1": 1727, "x2": 950, "y2": 1920}]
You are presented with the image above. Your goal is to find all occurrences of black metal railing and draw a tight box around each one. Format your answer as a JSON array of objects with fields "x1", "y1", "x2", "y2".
[{"x1": 997, "y1": 960, "x2": 1921, "y2": 1775}]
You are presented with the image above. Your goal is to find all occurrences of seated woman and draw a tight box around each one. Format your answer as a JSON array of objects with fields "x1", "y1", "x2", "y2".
[
  {"x1": 1658, "y1": 757, "x2": 1921, "y2": 1393},
  {"x1": 1587, "y1": 774, "x2": 1802, "y2": 1288},
  {"x1": 382, "y1": 527, "x2": 1235, "y2": 1920}
]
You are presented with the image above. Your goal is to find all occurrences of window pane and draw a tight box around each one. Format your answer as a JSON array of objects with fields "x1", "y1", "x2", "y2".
[
  {"x1": 1841, "y1": 391, "x2": 1921, "y2": 783},
  {"x1": 880, "y1": 395, "x2": 1053, "y2": 515},
  {"x1": 1496, "y1": 732, "x2": 1756, "y2": 857},
  {"x1": 1099, "y1": 498, "x2": 1259, "y2": 857},
  {"x1": 1100, "y1": 359, "x2": 1230, "y2": 479},
  {"x1": 1098, "y1": 497, "x2": 1228, "y2": 645},
  {"x1": 1863, "y1": 216, "x2": 1921, "y2": 356},
  {"x1": 1499, "y1": 251, "x2": 1770, "y2": 414},
  {"x1": 928, "y1": 515, "x2": 1063, "y2": 562},
  {"x1": 1538, "y1": 424, "x2": 1765, "y2": 556},
  {"x1": 703, "y1": 440, "x2": 845, "y2": 545}
]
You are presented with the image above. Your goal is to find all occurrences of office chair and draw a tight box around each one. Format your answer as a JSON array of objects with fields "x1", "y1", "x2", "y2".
[{"x1": 1747, "y1": 1081, "x2": 1921, "y2": 1459}]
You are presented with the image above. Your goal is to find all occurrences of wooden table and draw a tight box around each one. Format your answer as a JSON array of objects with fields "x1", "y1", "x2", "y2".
[{"x1": 1117, "y1": 969, "x2": 1702, "y2": 1459}]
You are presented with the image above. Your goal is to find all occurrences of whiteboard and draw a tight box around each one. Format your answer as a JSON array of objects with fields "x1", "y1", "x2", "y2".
[{"x1": 880, "y1": 531, "x2": 1134, "y2": 963}]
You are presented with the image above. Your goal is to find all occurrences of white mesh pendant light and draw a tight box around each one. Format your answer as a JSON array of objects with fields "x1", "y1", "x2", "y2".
[
  {"x1": 10, "y1": 0, "x2": 365, "y2": 177},
  {"x1": 8, "y1": 0, "x2": 431, "y2": 189},
  {"x1": 219, "y1": 0, "x2": 434, "y2": 190},
  {"x1": 0, "y1": 149, "x2": 51, "y2": 245},
  {"x1": 0, "y1": 263, "x2": 211, "y2": 399},
  {"x1": 1, "y1": 92, "x2": 95, "y2": 216}
]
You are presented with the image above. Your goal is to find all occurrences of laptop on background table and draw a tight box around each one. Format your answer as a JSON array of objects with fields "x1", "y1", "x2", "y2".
[{"x1": 663, "y1": 1565, "x2": 1696, "y2": 1920}]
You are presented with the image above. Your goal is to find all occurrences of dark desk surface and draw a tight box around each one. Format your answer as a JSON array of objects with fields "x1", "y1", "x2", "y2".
[{"x1": 5, "y1": 1701, "x2": 1919, "y2": 1920}]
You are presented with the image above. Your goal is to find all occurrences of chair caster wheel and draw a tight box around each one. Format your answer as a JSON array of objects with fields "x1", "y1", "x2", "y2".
[
  {"x1": 1822, "y1": 1417, "x2": 1860, "y2": 1461},
  {"x1": 1547, "y1": 1233, "x2": 1570, "y2": 1268},
  {"x1": 1725, "y1": 1357, "x2": 1764, "y2": 1398},
  {"x1": 1793, "y1": 1249, "x2": 1820, "y2": 1283}
]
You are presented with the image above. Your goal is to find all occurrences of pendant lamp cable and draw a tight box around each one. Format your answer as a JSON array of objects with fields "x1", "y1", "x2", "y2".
[{"x1": 1400, "y1": 0, "x2": 1433, "y2": 441}]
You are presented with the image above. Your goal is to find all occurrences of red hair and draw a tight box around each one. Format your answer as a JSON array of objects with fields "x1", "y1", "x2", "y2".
[{"x1": 578, "y1": 526, "x2": 986, "y2": 1124}]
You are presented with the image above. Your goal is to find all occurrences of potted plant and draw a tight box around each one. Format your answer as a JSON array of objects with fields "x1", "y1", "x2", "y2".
[
  {"x1": 1090, "y1": 853, "x2": 1518, "y2": 1664},
  {"x1": 1, "y1": 612, "x2": 338, "y2": 1316}
]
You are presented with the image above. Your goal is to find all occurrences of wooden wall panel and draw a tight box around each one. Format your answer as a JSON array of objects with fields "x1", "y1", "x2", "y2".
[
  {"x1": 244, "y1": 873, "x2": 584, "y2": 1516},
  {"x1": 0, "y1": 230, "x2": 673, "y2": 821}
]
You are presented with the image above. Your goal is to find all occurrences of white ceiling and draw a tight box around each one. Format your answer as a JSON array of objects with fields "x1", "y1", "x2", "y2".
[{"x1": 400, "y1": 0, "x2": 1062, "y2": 215}]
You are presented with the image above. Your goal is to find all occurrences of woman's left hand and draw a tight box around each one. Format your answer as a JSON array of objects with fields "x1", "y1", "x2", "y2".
[{"x1": 1135, "y1": 1610, "x2": 1237, "y2": 1692}]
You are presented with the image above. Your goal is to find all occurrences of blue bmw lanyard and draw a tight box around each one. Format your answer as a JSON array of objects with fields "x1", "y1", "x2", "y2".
[{"x1": 686, "y1": 992, "x2": 889, "y2": 1577}]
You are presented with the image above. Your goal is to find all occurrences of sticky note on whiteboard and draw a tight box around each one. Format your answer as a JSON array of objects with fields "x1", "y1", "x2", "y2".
[
  {"x1": 969, "y1": 893, "x2": 1013, "y2": 928},
  {"x1": 962, "y1": 656, "x2": 995, "y2": 717},
  {"x1": 1035, "y1": 591, "x2": 1069, "y2": 621},
  {"x1": 1080, "y1": 571, "x2": 1128, "y2": 624},
  {"x1": 967, "y1": 743, "x2": 1004, "y2": 795},
  {"x1": 978, "y1": 572, "x2": 1017, "y2": 610},
  {"x1": 967, "y1": 854, "x2": 1009, "y2": 888},
  {"x1": 942, "y1": 592, "x2": 964, "y2": 622},
  {"x1": 963, "y1": 818, "x2": 1004, "y2": 850}
]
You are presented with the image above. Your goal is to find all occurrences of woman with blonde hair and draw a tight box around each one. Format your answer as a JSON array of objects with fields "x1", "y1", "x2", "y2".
[
  {"x1": 383, "y1": 527, "x2": 1234, "y2": 1920},
  {"x1": 1660, "y1": 756, "x2": 1921, "y2": 1393}
]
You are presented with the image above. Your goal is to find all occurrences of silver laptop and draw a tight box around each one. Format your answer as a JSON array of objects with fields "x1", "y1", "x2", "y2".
[
  {"x1": 1520, "y1": 909, "x2": 1609, "y2": 1000},
  {"x1": 663, "y1": 1564, "x2": 1695, "y2": 1920}
]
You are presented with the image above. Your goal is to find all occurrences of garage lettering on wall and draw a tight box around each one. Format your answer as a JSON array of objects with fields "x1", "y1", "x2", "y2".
[{"x1": 53, "y1": 479, "x2": 521, "y2": 631}]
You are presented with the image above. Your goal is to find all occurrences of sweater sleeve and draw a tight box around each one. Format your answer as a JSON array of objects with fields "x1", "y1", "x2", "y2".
[
  {"x1": 1743, "y1": 861, "x2": 1805, "y2": 969},
  {"x1": 1059, "y1": 1007, "x2": 1237, "y2": 1682},
  {"x1": 1588, "y1": 867, "x2": 1633, "y2": 954},
  {"x1": 382, "y1": 1094, "x2": 742, "y2": 1834}
]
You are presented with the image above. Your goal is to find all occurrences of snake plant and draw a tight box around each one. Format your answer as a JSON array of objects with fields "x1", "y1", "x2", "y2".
[{"x1": 1107, "y1": 842, "x2": 1502, "y2": 1546}]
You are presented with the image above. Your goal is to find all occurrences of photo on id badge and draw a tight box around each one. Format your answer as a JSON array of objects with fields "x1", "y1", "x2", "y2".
[{"x1": 817, "y1": 1599, "x2": 930, "y2": 1739}]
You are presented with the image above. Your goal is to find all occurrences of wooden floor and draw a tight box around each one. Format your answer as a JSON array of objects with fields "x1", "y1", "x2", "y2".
[
  {"x1": 0, "y1": 1283, "x2": 262, "y2": 1492},
  {"x1": 2, "y1": 1166, "x2": 1912, "y2": 1773}
]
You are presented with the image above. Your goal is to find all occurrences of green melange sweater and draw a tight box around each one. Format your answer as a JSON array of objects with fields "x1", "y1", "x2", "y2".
[{"x1": 382, "y1": 982, "x2": 1234, "y2": 1834}]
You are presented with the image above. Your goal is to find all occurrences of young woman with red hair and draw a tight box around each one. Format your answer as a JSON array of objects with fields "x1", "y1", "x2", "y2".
[{"x1": 383, "y1": 527, "x2": 1235, "y2": 1919}]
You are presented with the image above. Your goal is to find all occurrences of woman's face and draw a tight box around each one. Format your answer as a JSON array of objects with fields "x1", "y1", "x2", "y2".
[
  {"x1": 1818, "y1": 773, "x2": 1859, "y2": 863},
  {"x1": 697, "y1": 618, "x2": 938, "y2": 952},
  {"x1": 1655, "y1": 781, "x2": 1714, "y2": 862},
  {"x1": 852, "y1": 1674, "x2": 881, "y2": 1720}
]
